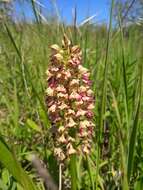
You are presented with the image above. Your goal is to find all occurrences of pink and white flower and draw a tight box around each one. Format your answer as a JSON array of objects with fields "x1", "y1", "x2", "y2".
[{"x1": 46, "y1": 35, "x2": 95, "y2": 162}]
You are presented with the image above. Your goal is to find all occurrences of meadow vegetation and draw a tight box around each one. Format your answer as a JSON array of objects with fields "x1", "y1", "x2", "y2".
[{"x1": 0, "y1": 0, "x2": 143, "y2": 189}]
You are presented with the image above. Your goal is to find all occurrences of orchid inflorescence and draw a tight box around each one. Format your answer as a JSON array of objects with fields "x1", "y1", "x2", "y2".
[{"x1": 46, "y1": 35, "x2": 95, "y2": 162}]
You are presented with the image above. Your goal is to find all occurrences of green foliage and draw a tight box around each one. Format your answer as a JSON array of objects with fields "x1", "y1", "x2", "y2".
[{"x1": 0, "y1": 137, "x2": 38, "y2": 190}]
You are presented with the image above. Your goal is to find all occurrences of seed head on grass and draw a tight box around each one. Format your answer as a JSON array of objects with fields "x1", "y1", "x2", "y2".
[{"x1": 46, "y1": 34, "x2": 95, "y2": 162}]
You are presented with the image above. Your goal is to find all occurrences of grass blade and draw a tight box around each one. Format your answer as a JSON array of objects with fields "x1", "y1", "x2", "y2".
[
  {"x1": 127, "y1": 62, "x2": 143, "y2": 181},
  {"x1": 109, "y1": 82, "x2": 129, "y2": 189},
  {"x1": 0, "y1": 137, "x2": 38, "y2": 190},
  {"x1": 96, "y1": 0, "x2": 114, "y2": 189}
]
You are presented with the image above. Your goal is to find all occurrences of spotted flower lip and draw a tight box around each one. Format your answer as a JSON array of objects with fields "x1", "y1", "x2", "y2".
[
  {"x1": 78, "y1": 65, "x2": 88, "y2": 74},
  {"x1": 75, "y1": 100, "x2": 84, "y2": 106},
  {"x1": 82, "y1": 73, "x2": 90, "y2": 79},
  {"x1": 79, "y1": 85, "x2": 88, "y2": 92},
  {"x1": 80, "y1": 120, "x2": 90, "y2": 128},
  {"x1": 58, "y1": 126, "x2": 65, "y2": 133},
  {"x1": 46, "y1": 34, "x2": 95, "y2": 161},
  {"x1": 87, "y1": 89, "x2": 94, "y2": 96},
  {"x1": 56, "y1": 85, "x2": 66, "y2": 93},
  {"x1": 68, "y1": 136, "x2": 75, "y2": 142},
  {"x1": 70, "y1": 79, "x2": 80, "y2": 86},
  {"x1": 62, "y1": 70, "x2": 72, "y2": 79},
  {"x1": 54, "y1": 53, "x2": 63, "y2": 61},
  {"x1": 69, "y1": 91, "x2": 81, "y2": 100},
  {"x1": 48, "y1": 104, "x2": 57, "y2": 113},
  {"x1": 82, "y1": 145, "x2": 90, "y2": 154},
  {"x1": 58, "y1": 103, "x2": 68, "y2": 110},
  {"x1": 51, "y1": 44, "x2": 61, "y2": 51},
  {"x1": 54, "y1": 148, "x2": 66, "y2": 161},
  {"x1": 67, "y1": 143, "x2": 76, "y2": 155},
  {"x1": 50, "y1": 67, "x2": 59, "y2": 72},
  {"x1": 87, "y1": 103, "x2": 95, "y2": 110},
  {"x1": 76, "y1": 109, "x2": 86, "y2": 117},
  {"x1": 66, "y1": 117, "x2": 76, "y2": 128},
  {"x1": 82, "y1": 96, "x2": 91, "y2": 101},
  {"x1": 58, "y1": 134, "x2": 67, "y2": 143},
  {"x1": 79, "y1": 128, "x2": 88, "y2": 138},
  {"x1": 67, "y1": 109, "x2": 75, "y2": 115},
  {"x1": 57, "y1": 92, "x2": 68, "y2": 99},
  {"x1": 45, "y1": 87, "x2": 54, "y2": 96}
]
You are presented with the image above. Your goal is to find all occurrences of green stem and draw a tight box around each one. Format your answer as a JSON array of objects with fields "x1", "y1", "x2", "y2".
[
  {"x1": 59, "y1": 163, "x2": 62, "y2": 190},
  {"x1": 86, "y1": 155, "x2": 95, "y2": 190},
  {"x1": 70, "y1": 154, "x2": 77, "y2": 190}
]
